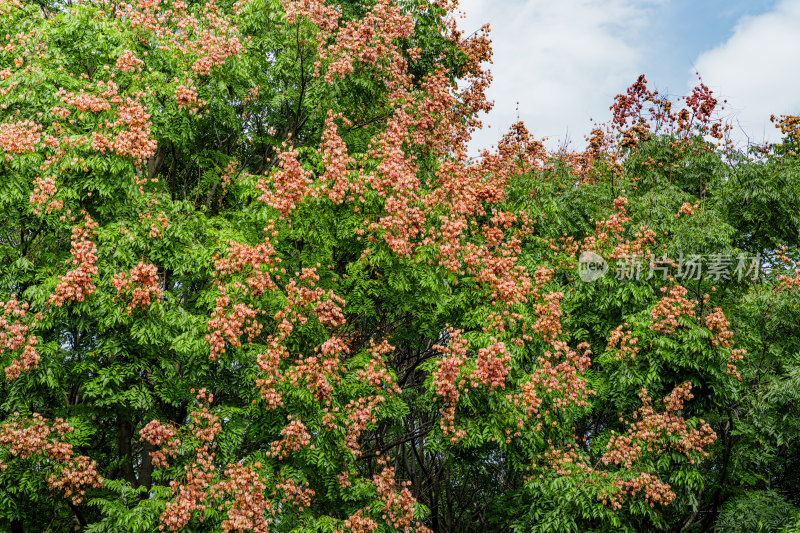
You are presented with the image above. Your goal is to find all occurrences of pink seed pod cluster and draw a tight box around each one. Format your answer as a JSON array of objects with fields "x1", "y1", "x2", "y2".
[
  {"x1": 139, "y1": 420, "x2": 182, "y2": 468},
  {"x1": 607, "y1": 324, "x2": 639, "y2": 361},
  {"x1": 430, "y1": 327, "x2": 469, "y2": 441},
  {"x1": 704, "y1": 307, "x2": 746, "y2": 379},
  {"x1": 0, "y1": 120, "x2": 41, "y2": 160},
  {"x1": 777, "y1": 260, "x2": 800, "y2": 293},
  {"x1": 116, "y1": 49, "x2": 144, "y2": 72},
  {"x1": 256, "y1": 146, "x2": 313, "y2": 219},
  {"x1": 112, "y1": 262, "x2": 163, "y2": 314},
  {"x1": 0, "y1": 414, "x2": 101, "y2": 504},
  {"x1": 29, "y1": 175, "x2": 63, "y2": 215},
  {"x1": 674, "y1": 201, "x2": 698, "y2": 218},
  {"x1": 650, "y1": 285, "x2": 697, "y2": 334},
  {"x1": 319, "y1": 111, "x2": 354, "y2": 203},
  {"x1": 1, "y1": 299, "x2": 41, "y2": 380},
  {"x1": 370, "y1": 457, "x2": 432, "y2": 533},
  {"x1": 342, "y1": 395, "x2": 385, "y2": 456},
  {"x1": 174, "y1": 84, "x2": 203, "y2": 113},
  {"x1": 602, "y1": 384, "x2": 716, "y2": 471},
  {"x1": 471, "y1": 339, "x2": 510, "y2": 390},
  {"x1": 267, "y1": 416, "x2": 311, "y2": 460},
  {"x1": 205, "y1": 288, "x2": 262, "y2": 361},
  {"x1": 49, "y1": 215, "x2": 99, "y2": 307}
]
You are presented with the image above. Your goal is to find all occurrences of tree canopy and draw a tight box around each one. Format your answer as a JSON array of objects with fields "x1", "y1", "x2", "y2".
[{"x1": 1, "y1": 0, "x2": 800, "y2": 531}]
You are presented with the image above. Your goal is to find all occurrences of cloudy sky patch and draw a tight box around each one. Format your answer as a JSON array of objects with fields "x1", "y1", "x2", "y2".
[
  {"x1": 691, "y1": 0, "x2": 800, "y2": 145},
  {"x1": 457, "y1": 0, "x2": 798, "y2": 153}
]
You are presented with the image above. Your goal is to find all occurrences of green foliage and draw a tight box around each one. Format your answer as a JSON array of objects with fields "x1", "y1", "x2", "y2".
[{"x1": 1, "y1": 0, "x2": 800, "y2": 531}]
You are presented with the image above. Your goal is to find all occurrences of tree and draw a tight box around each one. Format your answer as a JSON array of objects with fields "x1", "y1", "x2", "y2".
[{"x1": 1, "y1": 0, "x2": 800, "y2": 531}]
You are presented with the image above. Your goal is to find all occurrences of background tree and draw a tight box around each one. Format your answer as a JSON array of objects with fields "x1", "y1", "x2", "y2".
[{"x1": 1, "y1": 0, "x2": 799, "y2": 531}]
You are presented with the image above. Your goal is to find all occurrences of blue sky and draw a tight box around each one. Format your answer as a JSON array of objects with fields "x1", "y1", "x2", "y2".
[
  {"x1": 458, "y1": 0, "x2": 800, "y2": 153},
  {"x1": 646, "y1": 0, "x2": 777, "y2": 91}
]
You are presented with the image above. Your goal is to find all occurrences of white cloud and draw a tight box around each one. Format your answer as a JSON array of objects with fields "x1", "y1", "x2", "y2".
[
  {"x1": 457, "y1": 0, "x2": 661, "y2": 154},
  {"x1": 691, "y1": 0, "x2": 800, "y2": 147}
]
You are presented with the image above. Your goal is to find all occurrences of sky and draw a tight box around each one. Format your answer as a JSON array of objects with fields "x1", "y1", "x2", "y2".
[{"x1": 457, "y1": 0, "x2": 800, "y2": 154}]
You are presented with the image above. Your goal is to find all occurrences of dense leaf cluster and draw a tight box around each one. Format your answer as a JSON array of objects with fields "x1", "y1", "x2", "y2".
[{"x1": 1, "y1": 0, "x2": 800, "y2": 531}]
